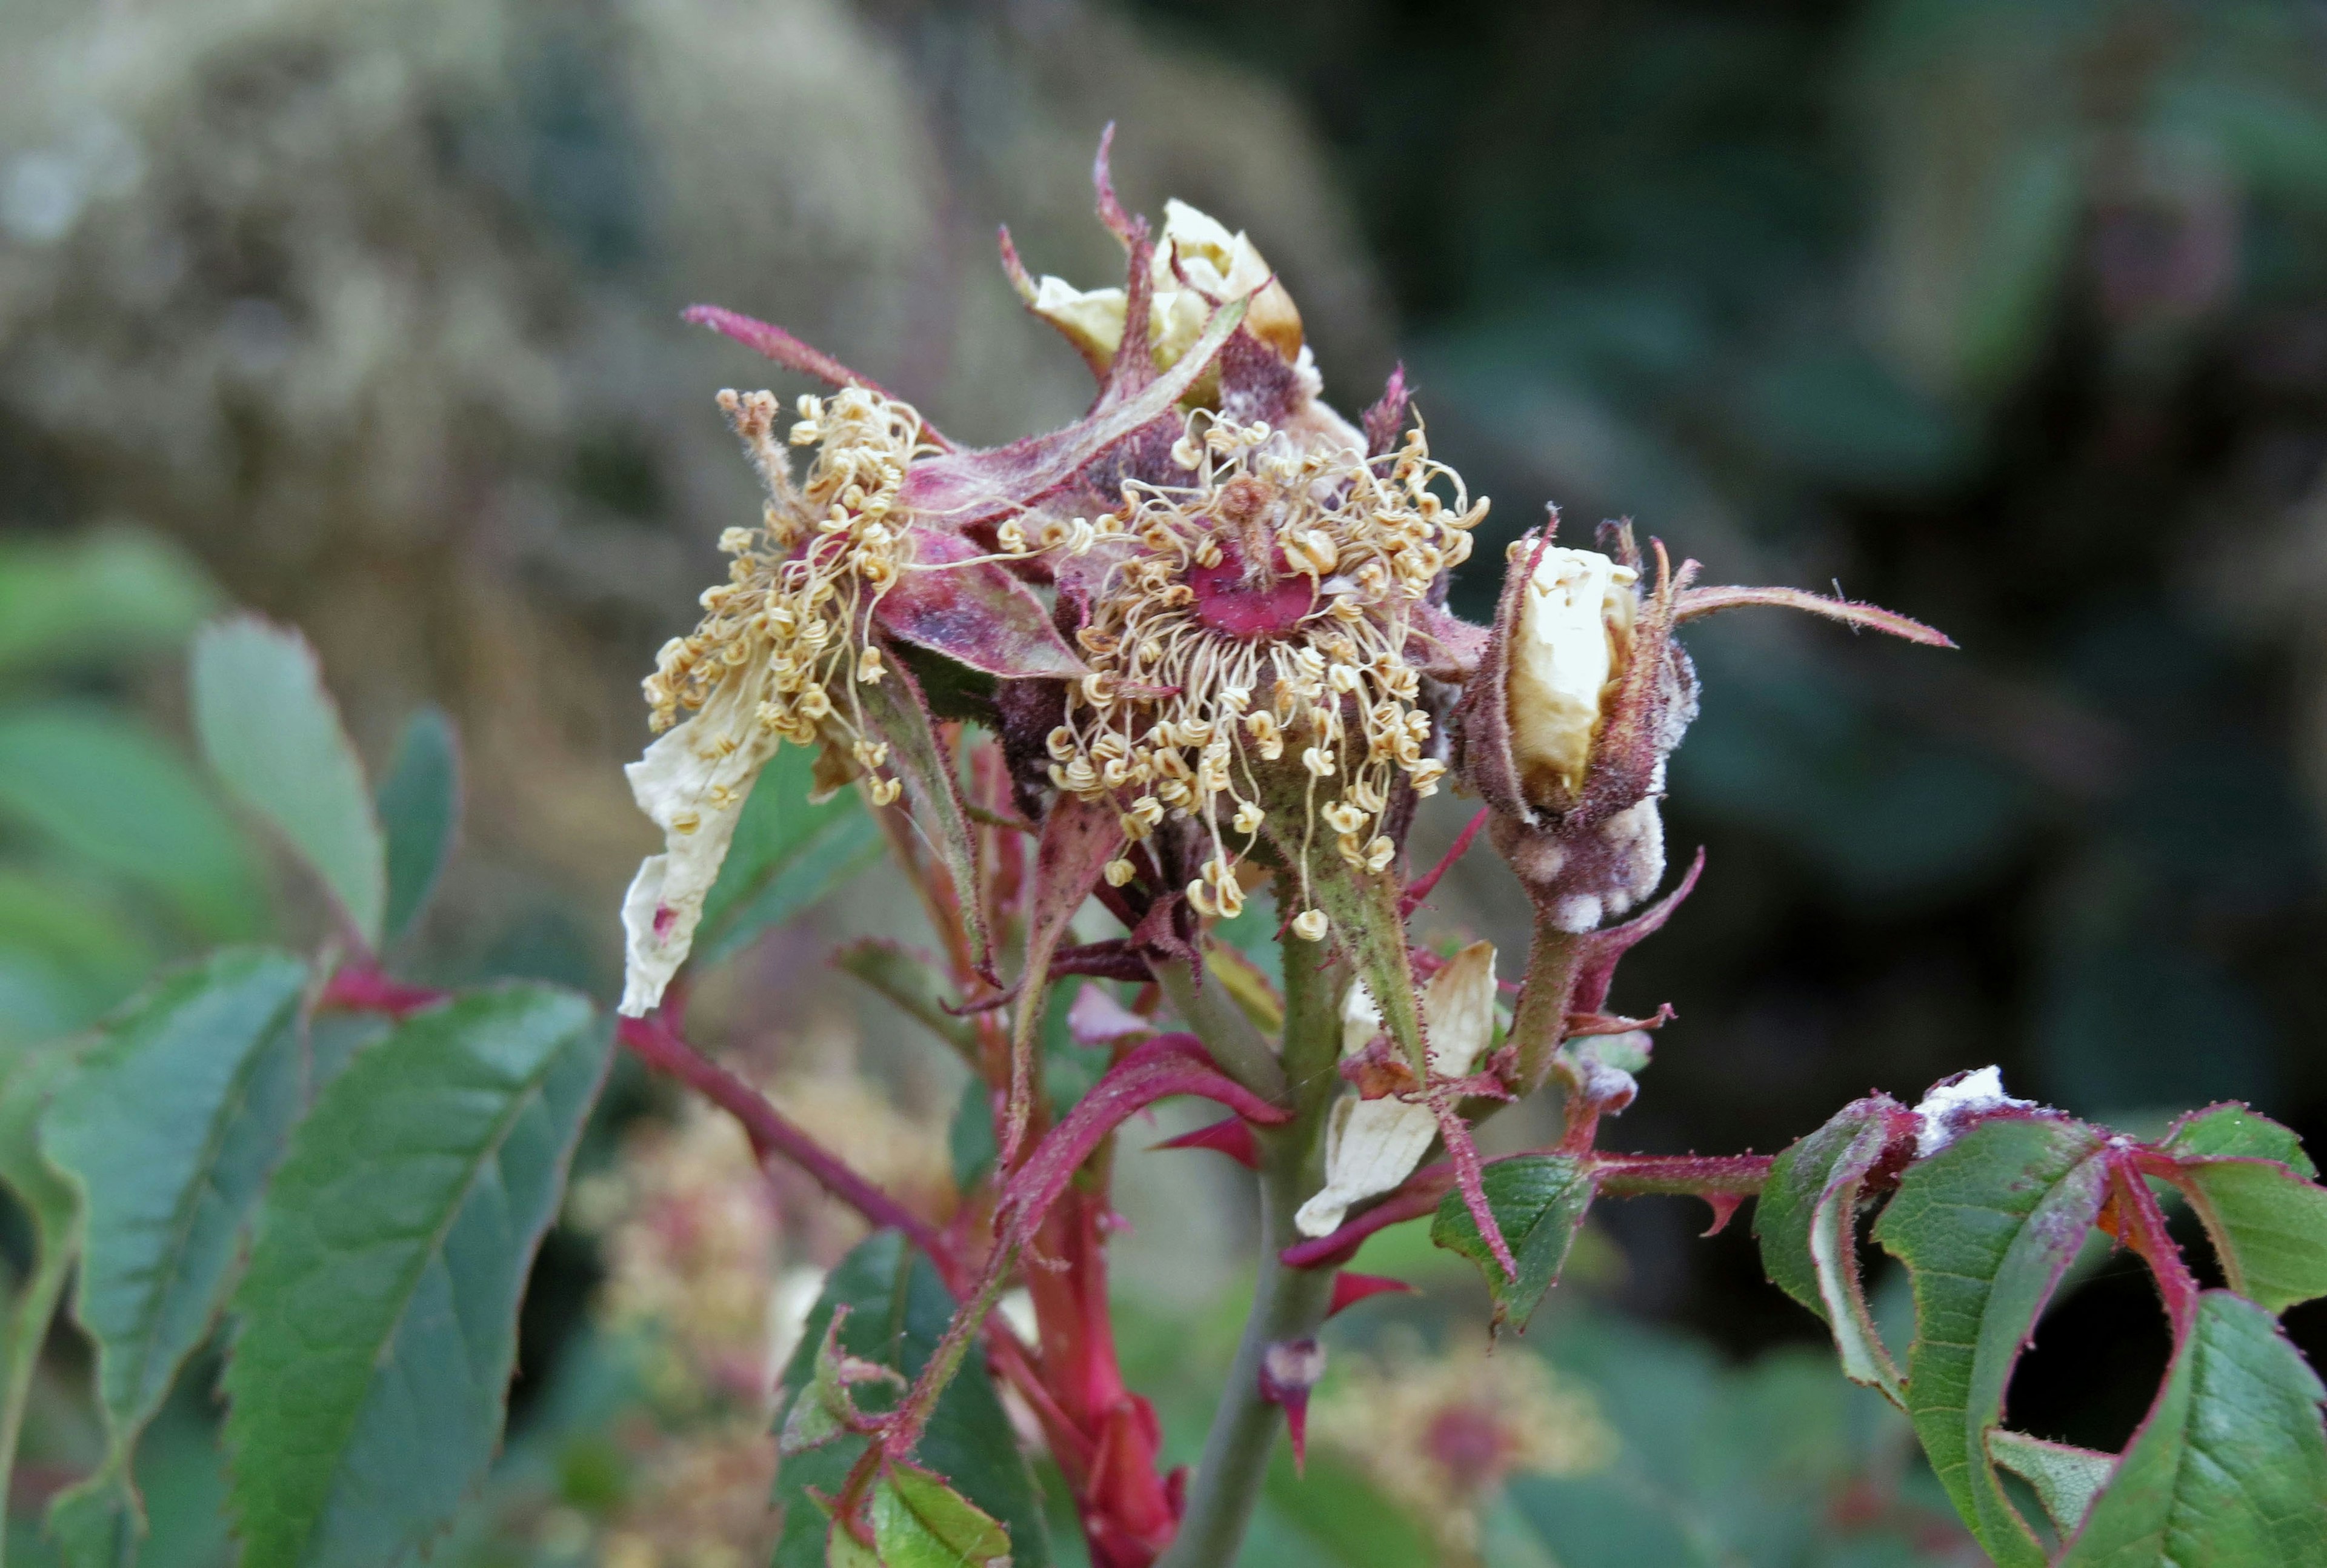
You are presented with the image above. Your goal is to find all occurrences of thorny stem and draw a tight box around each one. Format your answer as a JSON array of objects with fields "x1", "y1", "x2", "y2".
[
  {"x1": 614, "y1": 1013, "x2": 954, "y2": 1279},
  {"x1": 1157, "y1": 902, "x2": 1340, "y2": 1568}
]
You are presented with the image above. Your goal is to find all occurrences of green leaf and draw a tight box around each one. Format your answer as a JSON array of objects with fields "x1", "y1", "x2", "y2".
[
  {"x1": 0, "y1": 869, "x2": 155, "y2": 1045},
  {"x1": 871, "y1": 1464, "x2": 1011, "y2": 1568},
  {"x1": 771, "y1": 1232, "x2": 1047, "y2": 1568},
  {"x1": 827, "y1": 1524, "x2": 882, "y2": 1568},
  {"x1": 2172, "y1": 1158, "x2": 2327, "y2": 1316},
  {"x1": 1987, "y1": 1430, "x2": 2114, "y2": 1538},
  {"x1": 1753, "y1": 1095, "x2": 1910, "y2": 1403},
  {"x1": 1872, "y1": 1115, "x2": 2109, "y2": 1567},
  {"x1": 376, "y1": 707, "x2": 460, "y2": 947},
  {"x1": 1430, "y1": 1154, "x2": 1596, "y2": 1331},
  {"x1": 779, "y1": 1310, "x2": 903, "y2": 1457},
  {"x1": 696, "y1": 816, "x2": 881, "y2": 969},
  {"x1": 0, "y1": 703, "x2": 266, "y2": 940},
  {"x1": 2060, "y1": 1292, "x2": 2327, "y2": 1565},
  {"x1": 0, "y1": 527, "x2": 219, "y2": 676},
  {"x1": 222, "y1": 984, "x2": 610, "y2": 1568},
  {"x1": 42, "y1": 950, "x2": 308, "y2": 1477},
  {"x1": 191, "y1": 616, "x2": 386, "y2": 949},
  {"x1": 2162, "y1": 1103, "x2": 2317, "y2": 1176},
  {"x1": 45, "y1": 1464, "x2": 139, "y2": 1568}
]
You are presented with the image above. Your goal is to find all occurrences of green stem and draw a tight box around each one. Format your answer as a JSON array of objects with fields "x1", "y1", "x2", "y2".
[
  {"x1": 1156, "y1": 958, "x2": 1286, "y2": 1104},
  {"x1": 1156, "y1": 914, "x2": 1341, "y2": 1568},
  {"x1": 0, "y1": 1251, "x2": 72, "y2": 1568},
  {"x1": 1511, "y1": 915, "x2": 1585, "y2": 1091}
]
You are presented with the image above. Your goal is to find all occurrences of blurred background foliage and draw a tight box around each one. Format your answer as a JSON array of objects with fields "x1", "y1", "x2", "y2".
[{"x1": 5, "y1": 0, "x2": 2327, "y2": 1563}]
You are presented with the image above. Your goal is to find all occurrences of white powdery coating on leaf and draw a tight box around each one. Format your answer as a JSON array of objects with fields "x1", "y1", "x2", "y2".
[
  {"x1": 618, "y1": 677, "x2": 782, "y2": 1016},
  {"x1": 1912, "y1": 1065, "x2": 2035, "y2": 1157},
  {"x1": 1296, "y1": 943, "x2": 1499, "y2": 1237}
]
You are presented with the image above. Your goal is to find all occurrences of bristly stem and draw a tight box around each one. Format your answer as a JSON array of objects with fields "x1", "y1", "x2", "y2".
[
  {"x1": 1157, "y1": 899, "x2": 1340, "y2": 1568},
  {"x1": 614, "y1": 1012, "x2": 954, "y2": 1277},
  {"x1": 1156, "y1": 955, "x2": 1287, "y2": 1104}
]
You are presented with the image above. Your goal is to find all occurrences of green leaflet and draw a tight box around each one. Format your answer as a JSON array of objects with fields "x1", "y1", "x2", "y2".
[
  {"x1": 222, "y1": 985, "x2": 610, "y2": 1568},
  {"x1": 695, "y1": 742, "x2": 882, "y2": 968},
  {"x1": 870, "y1": 1464, "x2": 1012, "y2": 1568},
  {"x1": 850, "y1": 650, "x2": 991, "y2": 975},
  {"x1": 39, "y1": 949, "x2": 308, "y2": 1538},
  {"x1": 2160, "y1": 1105, "x2": 2327, "y2": 1315},
  {"x1": 771, "y1": 1232, "x2": 1047, "y2": 1568},
  {"x1": 1753, "y1": 1097, "x2": 1908, "y2": 1404},
  {"x1": 0, "y1": 527, "x2": 218, "y2": 677},
  {"x1": 2059, "y1": 1292, "x2": 2327, "y2": 1566},
  {"x1": 2174, "y1": 1158, "x2": 2327, "y2": 1315},
  {"x1": 191, "y1": 618, "x2": 386, "y2": 949},
  {"x1": 1987, "y1": 1430, "x2": 2115, "y2": 1538},
  {"x1": 0, "y1": 703, "x2": 266, "y2": 942},
  {"x1": 2162, "y1": 1103, "x2": 2317, "y2": 1175},
  {"x1": 1430, "y1": 1154, "x2": 1596, "y2": 1332},
  {"x1": 1871, "y1": 1117, "x2": 2108, "y2": 1567},
  {"x1": 375, "y1": 707, "x2": 461, "y2": 948}
]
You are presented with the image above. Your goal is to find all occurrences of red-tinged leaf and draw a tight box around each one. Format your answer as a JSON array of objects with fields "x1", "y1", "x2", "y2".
[
  {"x1": 897, "y1": 296, "x2": 1249, "y2": 531},
  {"x1": 1327, "y1": 1272, "x2": 1413, "y2": 1317},
  {"x1": 855, "y1": 645, "x2": 993, "y2": 978},
  {"x1": 1673, "y1": 583, "x2": 1956, "y2": 647},
  {"x1": 996, "y1": 1034, "x2": 1286, "y2": 1244},
  {"x1": 1151, "y1": 1117, "x2": 1260, "y2": 1169},
  {"x1": 876, "y1": 530, "x2": 1088, "y2": 682},
  {"x1": 2057, "y1": 1290, "x2": 2327, "y2": 1565},
  {"x1": 1091, "y1": 122, "x2": 1139, "y2": 248},
  {"x1": 1754, "y1": 1096, "x2": 1919, "y2": 1406},
  {"x1": 1005, "y1": 797, "x2": 1119, "y2": 1162},
  {"x1": 1872, "y1": 1115, "x2": 2109, "y2": 1565},
  {"x1": 679, "y1": 305, "x2": 952, "y2": 449}
]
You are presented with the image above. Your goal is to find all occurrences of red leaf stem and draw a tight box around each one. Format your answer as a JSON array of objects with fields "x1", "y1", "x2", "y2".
[
  {"x1": 2103, "y1": 1146, "x2": 2200, "y2": 1337},
  {"x1": 316, "y1": 965, "x2": 448, "y2": 1018},
  {"x1": 1401, "y1": 807, "x2": 1490, "y2": 915},
  {"x1": 679, "y1": 305, "x2": 952, "y2": 449},
  {"x1": 996, "y1": 1034, "x2": 1287, "y2": 1246},
  {"x1": 615, "y1": 1012, "x2": 954, "y2": 1278}
]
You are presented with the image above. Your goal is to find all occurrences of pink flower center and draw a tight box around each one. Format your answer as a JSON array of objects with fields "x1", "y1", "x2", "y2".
[{"x1": 1187, "y1": 531, "x2": 1316, "y2": 641}]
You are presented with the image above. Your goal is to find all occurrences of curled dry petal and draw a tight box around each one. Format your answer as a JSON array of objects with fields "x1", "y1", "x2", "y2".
[
  {"x1": 619, "y1": 677, "x2": 781, "y2": 1015},
  {"x1": 1296, "y1": 942, "x2": 1499, "y2": 1238}
]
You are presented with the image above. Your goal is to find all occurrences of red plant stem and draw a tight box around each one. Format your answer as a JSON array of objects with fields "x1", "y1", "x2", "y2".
[
  {"x1": 1588, "y1": 1152, "x2": 1773, "y2": 1198},
  {"x1": 316, "y1": 965, "x2": 448, "y2": 1018},
  {"x1": 614, "y1": 1012, "x2": 954, "y2": 1278},
  {"x1": 2105, "y1": 1148, "x2": 2200, "y2": 1337},
  {"x1": 1401, "y1": 807, "x2": 1490, "y2": 913},
  {"x1": 1281, "y1": 1150, "x2": 1773, "y2": 1271}
]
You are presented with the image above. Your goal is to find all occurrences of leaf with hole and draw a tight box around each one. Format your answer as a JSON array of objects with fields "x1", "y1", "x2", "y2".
[
  {"x1": 192, "y1": 617, "x2": 386, "y2": 949},
  {"x1": 2059, "y1": 1291, "x2": 2327, "y2": 1565},
  {"x1": 1986, "y1": 1430, "x2": 2114, "y2": 1538},
  {"x1": 222, "y1": 984, "x2": 609, "y2": 1568},
  {"x1": 1871, "y1": 1115, "x2": 2109, "y2": 1567}
]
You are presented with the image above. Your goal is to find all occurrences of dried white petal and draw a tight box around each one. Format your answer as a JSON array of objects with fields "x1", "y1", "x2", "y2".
[
  {"x1": 618, "y1": 676, "x2": 781, "y2": 1015},
  {"x1": 1293, "y1": 1095, "x2": 1441, "y2": 1238}
]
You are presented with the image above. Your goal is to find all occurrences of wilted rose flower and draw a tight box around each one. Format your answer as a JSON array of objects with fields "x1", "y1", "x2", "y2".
[
  {"x1": 1294, "y1": 941, "x2": 1497, "y2": 1237},
  {"x1": 1039, "y1": 414, "x2": 1479, "y2": 939}
]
